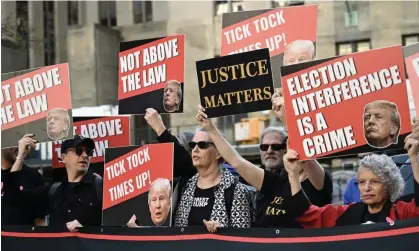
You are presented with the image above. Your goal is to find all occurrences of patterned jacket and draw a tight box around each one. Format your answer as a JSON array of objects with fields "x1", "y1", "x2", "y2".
[{"x1": 174, "y1": 168, "x2": 252, "y2": 228}]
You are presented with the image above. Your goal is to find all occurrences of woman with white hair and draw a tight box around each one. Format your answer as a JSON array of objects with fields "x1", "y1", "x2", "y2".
[
  {"x1": 284, "y1": 135, "x2": 419, "y2": 227},
  {"x1": 174, "y1": 127, "x2": 252, "y2": 232}
]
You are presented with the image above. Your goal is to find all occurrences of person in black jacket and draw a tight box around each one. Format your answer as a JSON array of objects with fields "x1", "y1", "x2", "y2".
[
  {"x1": 2, "y1": 134, "x2": 102, "y2": 232},
  {"x1": 1, "y1": 138, "x2": 46, "y2": 226}
]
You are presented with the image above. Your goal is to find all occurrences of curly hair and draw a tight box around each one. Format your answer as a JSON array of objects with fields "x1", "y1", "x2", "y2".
[{"x1": 358, "y1": 154, "x2": 405, "y2": 202}]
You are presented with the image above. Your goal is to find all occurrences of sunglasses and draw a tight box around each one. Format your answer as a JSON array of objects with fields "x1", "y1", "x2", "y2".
[
  {"x1": 259, "y1": 143, "x2": 286, "y2": 152},
  {"x1": 188, "y1": 141, "x2": 215, "y2": 150},
  {"x1": 66, "y1": 147, "x2": 94, "y2": 157}
]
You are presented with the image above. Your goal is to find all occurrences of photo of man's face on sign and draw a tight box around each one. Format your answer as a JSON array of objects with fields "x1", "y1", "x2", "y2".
[
  {"x1": 283, "y1": 40, "x2": 316, "y2": 66},
  {"x1": 46, "y1": 108, "x2": 71, "y2": 140},
  {"x1": 148, "y1": 178, "x2": 172, "y2": 226},
  {"x1": 276, "y1": 40, "x2": 316, "y2": 96},
  {"x1": 363, "y1": 100, "x2": 401, "y2": 149},
  {"x1": 163, "y1": 80, "x2": 182, "y2": 113}
]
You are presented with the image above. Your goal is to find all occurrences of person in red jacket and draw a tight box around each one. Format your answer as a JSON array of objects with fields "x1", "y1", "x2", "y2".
[{"x1": 284, "y1": 135, "x2": 419, "y2": 227}]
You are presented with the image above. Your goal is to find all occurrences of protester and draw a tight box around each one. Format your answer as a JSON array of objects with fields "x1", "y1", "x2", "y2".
[
  {"x1": 142, "y1": 108, "x2": 250, "y2": 231},
  {"x1": 196, "y1": 105, "x2": 332, "y2": 228},
  {"x1": 284, "y1": 135, "x2": 419, "y2": 227},
  {"x1": 344, "y1": 118, "x2": 419, "y2": 205},
  {"x1": 2, "y1": 135, "x2": 102, "y2": 232},
  {"x1": 271, "y1": 91, "x2": 333, "y2": 204},
  {"x1": 1, "y1": 136, "x2": 47, "y2": 226},
  {"x1": 173, "y1": 127, "x2": 252, "y2": 231}
]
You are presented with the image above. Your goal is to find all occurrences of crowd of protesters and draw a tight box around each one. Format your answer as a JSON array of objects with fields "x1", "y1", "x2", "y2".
[{"x1": 2, "y1": 92, "x2": 419, "y2": 233}]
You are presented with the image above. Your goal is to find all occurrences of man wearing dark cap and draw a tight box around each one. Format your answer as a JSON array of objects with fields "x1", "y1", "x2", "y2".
[{"x1": 2, "y1": 135, "x2": 103, "y2": 232}]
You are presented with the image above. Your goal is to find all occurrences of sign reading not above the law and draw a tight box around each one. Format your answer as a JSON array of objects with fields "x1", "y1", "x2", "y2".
[
  {"x1": 118, "y1": 35, "x2": 185, "y2": 115},
  {"x1": 1, "y1": 64, "x2": 74, "y2": 148}
]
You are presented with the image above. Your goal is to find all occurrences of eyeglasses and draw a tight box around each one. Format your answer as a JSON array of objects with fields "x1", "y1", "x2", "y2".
[
  {"x1": 188, "y1": 141, "x2": 215, "y2": 150},
  {"x1": 66, "y1": 147, "x2": 94, "y2": 157},
  {"x1": 259, "y1": 143, "x2": 286, "y2": 152}
]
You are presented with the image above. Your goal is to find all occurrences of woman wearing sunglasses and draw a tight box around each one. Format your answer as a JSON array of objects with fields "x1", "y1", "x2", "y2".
[
  {"x1": 173, "y1": 127, "x2": 252, "y2": 232},
  {"x1": 196, "y1": 105, "x2": 331, "y2": 228}
]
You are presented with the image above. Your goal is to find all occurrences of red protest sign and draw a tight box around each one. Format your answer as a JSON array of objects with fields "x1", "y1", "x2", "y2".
[
  {"x1": 221, "y1": 5, "x2": 317, "y2": 88},
  {"x1": 102, "y1": 143, "x2": 174, "y2": 227},
  {"x1": 52, "y1": 116, "x2": 130, "y2": 167},
  {"x1": 404, "y1": 43, "x2": 419, "y2": 116},
  {"x1": 221, "y1": 5, "x2": 317, "y2": 58},
  {"x1": 1, "y1": 64, "x2": 73, "y2": 148},
  {"x1": 118, "y1": 35, "x2": 185, "y2": 115},
  {"x1": 281, "y1": 45, "x2": 412, "y2": 160}
]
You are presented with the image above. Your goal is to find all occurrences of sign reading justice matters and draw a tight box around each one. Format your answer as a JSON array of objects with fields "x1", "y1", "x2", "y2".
[{"x1": 196, "y1": 49, "x2": 274, "y2": 118}]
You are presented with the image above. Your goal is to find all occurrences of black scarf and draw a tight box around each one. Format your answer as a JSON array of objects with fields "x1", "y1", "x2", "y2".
[{"x1": 335, "y1": 200, "x2": 396, "y2": 226}]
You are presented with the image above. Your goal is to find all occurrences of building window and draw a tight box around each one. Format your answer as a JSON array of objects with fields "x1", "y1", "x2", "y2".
[
  {"x1": 215, "y1": 1, "x2": 244, "y2": 16},
  {"x1": 336, "y1": 40, "x2": 371, "y2": 56},
  {"x1": 43, "y1": 1, "x2": 56, "y2": 66},
  {"x1": 344, "y1": 10, "x2": 358, "y2": 27},
  {"x1": 15, "y1": 1, "x2": 29, "y2": 47},
  {"x1": 133, "y1": 0, "x2": 153, "y2": 24},
  {"x1": 68, "y1": 1, "x2": 79, "y2": 26},
  {"x1": 99, "y1": 1, "x2": 116, "y2": 26},
  {"x1": 402, "y1": 34, "x2": 419, "y2": 46}
]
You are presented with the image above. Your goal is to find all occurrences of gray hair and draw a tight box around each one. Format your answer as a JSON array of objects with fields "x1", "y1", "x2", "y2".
[
  {"x1": 284, "y1": 40, "x2": 315, "y2": 59},
  {"x1": 358, "y1": 154, "x2": 405, "y2": 202},
  {"x1": 148, "y1": 178, "x2": 172, "y2": 204},
  {"x1": 259, "y1": 126, "x2": 288, "y2": 144},
  {"x1": 48, "y1": 108, "x2": 70, "y2": 125},
  {"x1": 175, "y1": 131, "x2": 195, "y2": 154}
]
